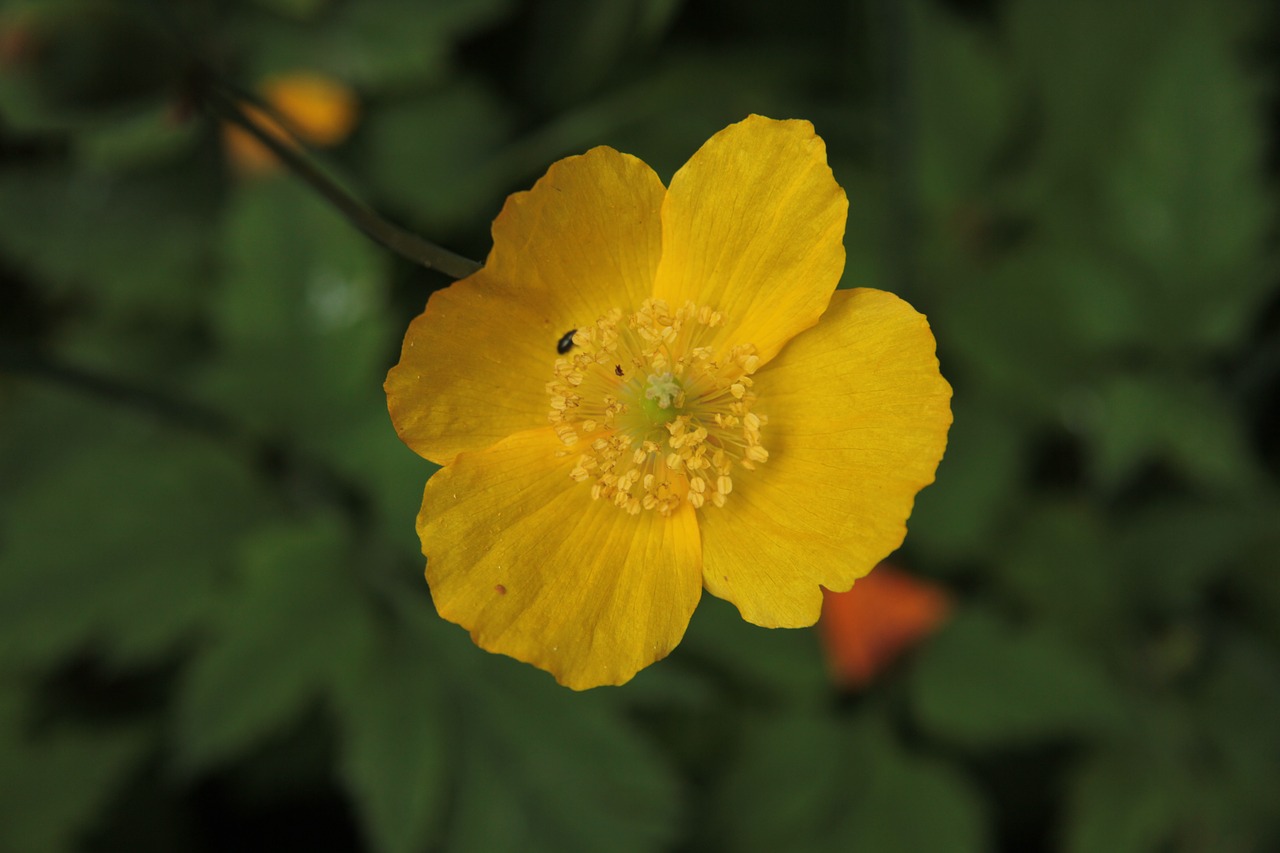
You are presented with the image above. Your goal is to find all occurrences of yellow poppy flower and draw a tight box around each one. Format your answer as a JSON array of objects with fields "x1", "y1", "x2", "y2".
[{"x1": 385, "y1": 115, "x2": 953, "y2": 690}]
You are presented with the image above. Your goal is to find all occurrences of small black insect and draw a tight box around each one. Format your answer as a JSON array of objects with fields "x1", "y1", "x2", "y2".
[
  {"x1": 556, "y1": 329, "x2": 577, "y2": 355},
  {"x1": 614, "y1": 364, "x2": 624, "y2": 377}
]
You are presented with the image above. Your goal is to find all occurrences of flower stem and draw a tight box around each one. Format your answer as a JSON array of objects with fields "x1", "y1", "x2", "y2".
[
  {"x1": 204, "y1": 83, "x2": 482, "y2": 281},
  {"x1": 0, "y1": 344, "x2": 372, "y2": 528}
]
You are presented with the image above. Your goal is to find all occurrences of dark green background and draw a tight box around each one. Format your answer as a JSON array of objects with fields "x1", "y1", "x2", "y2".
[{"x1": 2, "y1": 0, "x2": 1279, "y2": 850}]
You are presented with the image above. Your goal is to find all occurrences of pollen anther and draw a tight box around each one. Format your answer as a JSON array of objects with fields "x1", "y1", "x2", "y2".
[{"x1": 545, "y1": 299, "x2": 768, "y2": 515}]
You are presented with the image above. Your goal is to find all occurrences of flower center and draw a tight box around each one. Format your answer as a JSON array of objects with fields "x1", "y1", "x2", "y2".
[{"x1": 546, "y1": 299, "x2": 768, "y2": 515}]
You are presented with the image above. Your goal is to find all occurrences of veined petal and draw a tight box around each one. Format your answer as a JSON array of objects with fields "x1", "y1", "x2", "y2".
[
  {"x1": 651, "y1": 115, "x2": 848, "y2": 364},
  {"x1": 386, "y1": 147, "x2": 666, "y2": 465},
  {"x1": 487, "y1": 146, "x2": 665, "y2": 323},
  {"x1": 420, "y1": 429, "x2": 703, "y2": 689},
  {"x1": 700, "y1": 289, "x2": 952, "y2": 627},
  {"x1": 385, "y1": 280, "x2": 561, "y2": 466}
]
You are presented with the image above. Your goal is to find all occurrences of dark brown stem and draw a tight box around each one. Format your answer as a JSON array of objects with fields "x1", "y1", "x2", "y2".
[{"x1": 205, "y1": 84, "x2": 482, "y2": 281}]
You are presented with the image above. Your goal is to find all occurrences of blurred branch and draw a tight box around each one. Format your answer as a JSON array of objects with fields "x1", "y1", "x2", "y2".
[
  {"x1": 202, "y1": 79, "x2": 483, "y2": 281},
  {"x1": 0, "y1": 345, "x2": 370, "y2": 527},
  {"x1": 1, "y1": 344, "x2": 236, "y2": 441}
]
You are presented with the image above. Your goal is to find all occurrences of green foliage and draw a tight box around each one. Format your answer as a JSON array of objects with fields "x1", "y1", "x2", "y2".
[
  {"x1": 202, "y1": 176, "x2": 393, "y2": 464},
  {"x1": 231, "y1": 0, "x2": 513, "y2": 87},
  {"x1": 331, "y1": 609, "x2": 451, "y2": 853},
  {"x1": 171, "y1": 516, "x2": 378, "y2": 772},
  {"x1": 362, "y1": 82, "x2": 512, "y2": 230},
  {"x1": 0, "y1": 162, "x2": 218, "y2": 316},
  {"x1": 2, "y1": 0, "x2": 1279, "y2": 850},
  {"x1": 521, "y1": 0, "x2": 686, "y2": 110},
  {"x1": 910, "y1": 608, "x2": 1125, "y2": 747},
  {"x1": 908, "y1": 0, "x2": 1012, "y2": 216},
  {"x1": 0, "y1": 681, "x2": 149, "y2": 852},
  {"x1": 0, "y1": 397, "x2": 268, "y2": 670},
  {"x1": 444, "y1": 653, "x2": 682, "y2": 853},
  {"x1": 678, "y1": 595, "x2": 830, "y2": 696},
  {"x1": 905, "y1": 393, "x2": 1026, "y2": 564},
  {"x1": 716, "y1": 712, "x2": 988, "y2": 853},
  {"x1": 1065, "y1": 635, "x2": 1280, "y2": 853}
]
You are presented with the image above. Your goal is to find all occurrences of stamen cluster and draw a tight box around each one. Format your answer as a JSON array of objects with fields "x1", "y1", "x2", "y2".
[{"x1": 546, "y1": 300, "x2": 768, "y2": 515}]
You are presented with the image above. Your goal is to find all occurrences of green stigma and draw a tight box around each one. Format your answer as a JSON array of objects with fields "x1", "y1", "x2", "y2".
[{"x1": 641, "y1": 372, "x2": 682, "y2": 422}]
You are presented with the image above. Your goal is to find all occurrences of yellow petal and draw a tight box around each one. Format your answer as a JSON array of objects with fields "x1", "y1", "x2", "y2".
[
  {"x1": 651, "y1": 115, "x2": 848, "y2": 363},
  {"x1": 700, "y1": 289, "x2": 952, "y2": 627},
  {"x1": 420, "y1": 429, "x2": 703, "y2": 689},
  {"x1": 385, "y1": 147, "x2": 666, "y2": 464}
]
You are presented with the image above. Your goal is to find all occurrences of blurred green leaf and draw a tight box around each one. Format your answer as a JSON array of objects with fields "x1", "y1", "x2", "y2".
[
  {"x1": 994, "y1": 503, "x2": 1126, "y2": 648},
  {"x1": 1064, "y1": 742, "x2": 1188, "y2": 853},
  {"x1": 333, "y1": 608, "x2": 450, "y2": 853},
  {"x1": 1234, "y1": 512, "x2": 1280, "y2": 651},
  {"x1": 0, "y1": 1, "x2": 175, "y2": 131},
  {"x1": 363, "y1": 81, "x2": 512, "y2": 231},
  {"x1": 1064, "y1": 664, "x2": 1280, "y2": 853},
  {"x1": 1096, "y1": 4, "x2": 1270, "y2": 352},
  {"x1": 1009, "y1": 0, "x2": 1271, "y2": 354},
  {"x1": 0, "y1": 405, "x2": 266, "y2": 669},
  {"x1": 1088, "y1": 374, "x2": 1258, "y2": 492},
  {"x1": 835, "y1": 727, "x2": 987, "y2": 853},
  {"x1": 441, "y1": 651, "x2": 681, "y2": 853},
  {"x1": 251, "y1": 0, "x2": 331, "y2": 21},
  {"x1": 0, "y1": 161, "x2": 219, "y2": 316},
  {"x1": 1007, "y1": 0, "x2": 1169, "y2": 173},
  {"x1": 235, "y1": 0, "x2": 512, "y2": 88},
  {"x1": 172, "y1": 516, "x2": 376, "y2": 772},
  {"x1": 214, "y1": 178, "x2": 386, "y2": 345},
  {"x1": 907, "y1": 394, "x2": 1026, "y2": 565},
  {"x1": 522, "y1": 0, "x2": 685, "y2": 109},
  {"x1": 1119, "y1": 501, "x2": 1262, "y2": 613},
  {"x1": 934, "y1": 247, "x2": 1085, "y2": 413},
  {"x1": 716, "y1": 712, "x2": 987, "y2": 853},
  {"x1": 677, "y1": 596, "x2": 828, "y2": 697},
  {"x1": 202, "y1": 177, "x2": 391, "y2": 443},
  {"x1": 1195, "y1": 636, "x2": 1280, "y2": 837},
  {"x1": 0, "y1": 681, "x2": 148, "y2": 853},
  {"x1": 836, "y1": 168, "x2": 891, "y2": 291},
  {"x1": 910, "y1": 608, "x2": 1125, "y2": 747},
  {"x1": 1044, "y1": 249, "x2": 1151, "y2": 355},
  {"x1": 325, "y1": 414, "x2": 435, "y2": 552},
  {"x1": 73, "y1": 103, "x2": 200, "y2": 173},
  {"x1": 909, "y1": 0, "x2": 1013, "y2": 215},
  {"x1": 713, "y1": 711, "x2": 846, "y2": 853}
]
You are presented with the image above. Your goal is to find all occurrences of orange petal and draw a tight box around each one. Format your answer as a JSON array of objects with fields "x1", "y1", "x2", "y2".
[
  {"x1": 223, "y1": 72, "x2": 359, "y2": 174},
  {"x1": 420, "y1": 429, "x2": 703, "y2": 689},
  {"x1": 385, "y1": 146, "x2": 666, "y2": 465},
  {"x1": 261, "y1": 72, "x2": 359, "y2": 146},
  {"x1": 819, "y1": 564, "x2": 951, "y2": 689}
]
